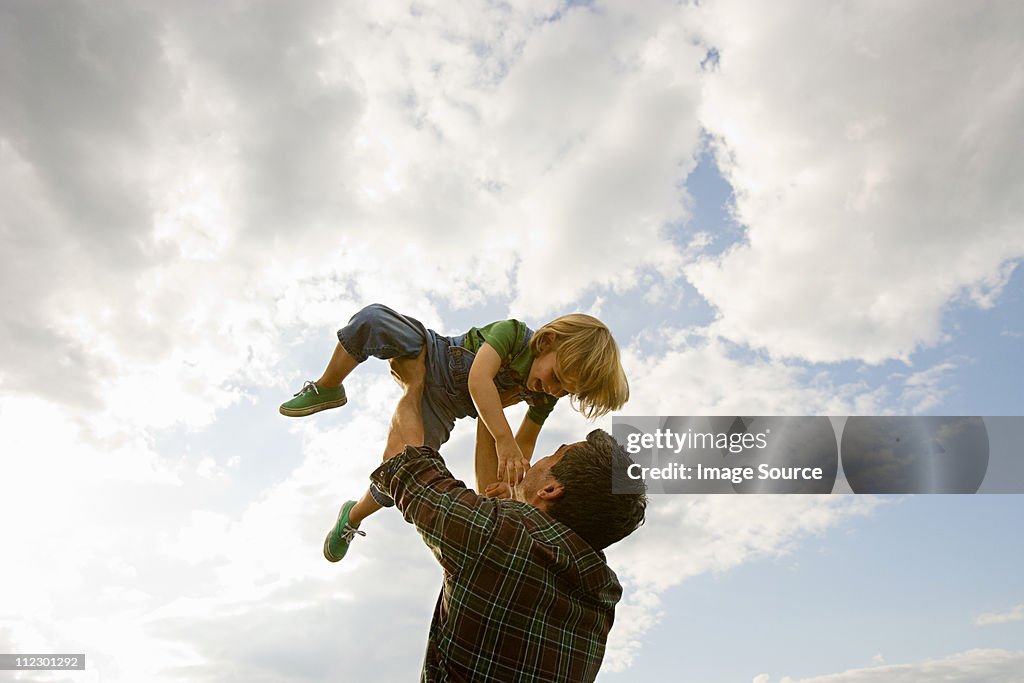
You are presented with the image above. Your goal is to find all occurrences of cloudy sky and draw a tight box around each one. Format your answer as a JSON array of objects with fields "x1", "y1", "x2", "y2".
[{"x1": 2, "y1": 1, "x2": 1023, "y2": 681}]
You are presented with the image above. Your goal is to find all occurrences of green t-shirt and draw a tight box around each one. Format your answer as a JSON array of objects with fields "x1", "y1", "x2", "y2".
[{"x1": 461, "y1": 319, "x2": 558, "y2": 425}]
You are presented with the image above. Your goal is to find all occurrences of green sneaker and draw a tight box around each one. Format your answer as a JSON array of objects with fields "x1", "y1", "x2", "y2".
[
  {"x1": 324, "y1": 500, "x2": 365, "y2": 563},
  {"x1": 279, "y1": 381, "x2": 347, "y2": 417}
]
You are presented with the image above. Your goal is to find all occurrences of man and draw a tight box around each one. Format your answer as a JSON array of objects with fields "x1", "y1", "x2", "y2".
[{"x1": 348, "y1": 427, "x2": 647, "y2": 682}]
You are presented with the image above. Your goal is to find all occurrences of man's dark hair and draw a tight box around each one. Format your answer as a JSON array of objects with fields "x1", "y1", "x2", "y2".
[{"x1": 547, "y1": 429, "x2": 647, "y2": 551}]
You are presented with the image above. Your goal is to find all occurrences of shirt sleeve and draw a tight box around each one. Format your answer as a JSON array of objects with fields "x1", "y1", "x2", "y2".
[
  {"x1": 371, "y1": 446, "x2": 498, "y2": 573},
  {"x1": 526, "y1": 394, "x2": 558, "y2": 425},
  {"x1": 476, "y1": 319, "x2": 524, "y2": 364}
]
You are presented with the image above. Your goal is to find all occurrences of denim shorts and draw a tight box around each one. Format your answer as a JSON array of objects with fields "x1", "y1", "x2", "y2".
[{"x1": 338, "y1": 304, "x2": 479, "y2": 450}]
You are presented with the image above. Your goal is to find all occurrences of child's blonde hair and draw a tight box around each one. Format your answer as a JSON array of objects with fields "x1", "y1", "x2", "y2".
[{"x1": 530, "y1": 314, "x2": 629, "y2": 419}]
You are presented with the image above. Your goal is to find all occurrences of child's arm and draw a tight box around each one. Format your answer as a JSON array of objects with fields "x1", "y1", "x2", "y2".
[
  {"x1": 468, "y1": 342, "x2": 530, "y2": 485},
  {"x1": 515, "y1": 414, "x2": 542, "y2": 462},
  {"x1": 476, "y1": 417, "x2": 542, "y2": 498}
]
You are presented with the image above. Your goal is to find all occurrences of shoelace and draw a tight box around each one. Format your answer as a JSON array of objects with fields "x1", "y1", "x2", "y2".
[
  {"x1": 295, "y1": 380, "x2": 320, "y2": 397},
  {"x1": 340, "y1": 525, "x2": 366, "y2": 543}
]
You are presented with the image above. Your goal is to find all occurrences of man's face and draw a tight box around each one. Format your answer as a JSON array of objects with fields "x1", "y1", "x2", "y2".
[{"x1": 514, "y1": 440, "x2": 584, "y2": 506}]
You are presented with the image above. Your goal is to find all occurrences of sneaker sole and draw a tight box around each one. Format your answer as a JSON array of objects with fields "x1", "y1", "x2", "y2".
[
  {"x1": 323, "y1": 535, "x2": 339, "y2": 563},
  {"x1": 279, "y1": 396, "x2": 347, "y2": 417},
  {"x1": 323, "y1": 503, "x2": 349, "y2": 563}
]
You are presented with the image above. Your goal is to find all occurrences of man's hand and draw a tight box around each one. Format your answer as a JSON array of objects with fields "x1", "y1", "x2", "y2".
[
  {"x1": 495, "y1": 435, "x2": 530, "y2": 485},
  {"x1": 484, "y1": 482, "x2": 512, "y2": 499}
]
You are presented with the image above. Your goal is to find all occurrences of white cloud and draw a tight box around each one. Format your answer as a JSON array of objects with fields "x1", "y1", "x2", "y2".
[
  {"x1": 895, "y1": 361, "x2": 959, "y2": 414},
  {"x1": 0, "y1": 0, "x2": 705, "y2": 431},
  {"x1": 975, "y1": 604, "x2": 1024, "y2": 627},
  {"x1": 689, "y1": 1, "x2": 1024, "y2": 363},
  {"x1": 6, "y1": 0, "x2": 1011, "y2": 437},
  {"x1": 498, "y1": 2, "x2": 704, "y2": 316},
  {"x1": 621, "y1": 327, "x2": 895, "y2": 416},
  {"x1": 760, "y1": 648, "x2": 1024, "y2": 683}
]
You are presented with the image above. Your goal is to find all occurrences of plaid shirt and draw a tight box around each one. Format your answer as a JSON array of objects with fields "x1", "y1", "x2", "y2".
[{"x1": 371, "y1": 446, "x2": 622, "y2": 683}]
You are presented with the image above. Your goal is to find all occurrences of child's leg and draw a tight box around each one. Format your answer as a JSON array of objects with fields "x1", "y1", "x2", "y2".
[
  {"x1": 281, "y1": 304, "x2": 426, "y2": 417},
  {"x1": 313, "y1": 342, "x2": 360, "y2": 388},
  {"x1": 348, "y1": 348, "x2": 427, "y2": 526},
  {"x1": 279, "y1": 344, "x2": 354, "y2": 416}
]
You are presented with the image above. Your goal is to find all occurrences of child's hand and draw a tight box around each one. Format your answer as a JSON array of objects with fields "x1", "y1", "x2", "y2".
[
  {"x1": 496, "y1": 436, "x2": 530, "y2": 485},
  {"x1": 484, "y1": 482, "x2": 512, "y2": 499}
]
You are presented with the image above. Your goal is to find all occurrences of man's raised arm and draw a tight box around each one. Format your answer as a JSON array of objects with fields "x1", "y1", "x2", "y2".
[{"x1": 371, "y1": 445, "x2": 499, "y2": 573}]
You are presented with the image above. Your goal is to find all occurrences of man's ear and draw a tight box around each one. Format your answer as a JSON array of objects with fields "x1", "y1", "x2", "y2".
[{"x1": 537, "y1": 483, "x2": 565, "y2": 501}]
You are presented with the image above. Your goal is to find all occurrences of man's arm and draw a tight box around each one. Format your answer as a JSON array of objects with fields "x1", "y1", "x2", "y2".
[
  {"x1": 475, "y1": 419, "x2": 499, "y2": 493},
  {"x1": 372, "y1": 446, "x2": 498, "y2": 573}
]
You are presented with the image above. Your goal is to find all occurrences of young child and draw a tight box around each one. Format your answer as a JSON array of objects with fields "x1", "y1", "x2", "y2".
[{"x1": 279, "y1": 304, "x2": 629, "y2": 562}]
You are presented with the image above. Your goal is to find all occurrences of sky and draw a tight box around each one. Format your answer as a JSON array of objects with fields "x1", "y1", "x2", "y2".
[{"x1": 1, "y1": 0, "x2": 1023, "y2": 681}]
